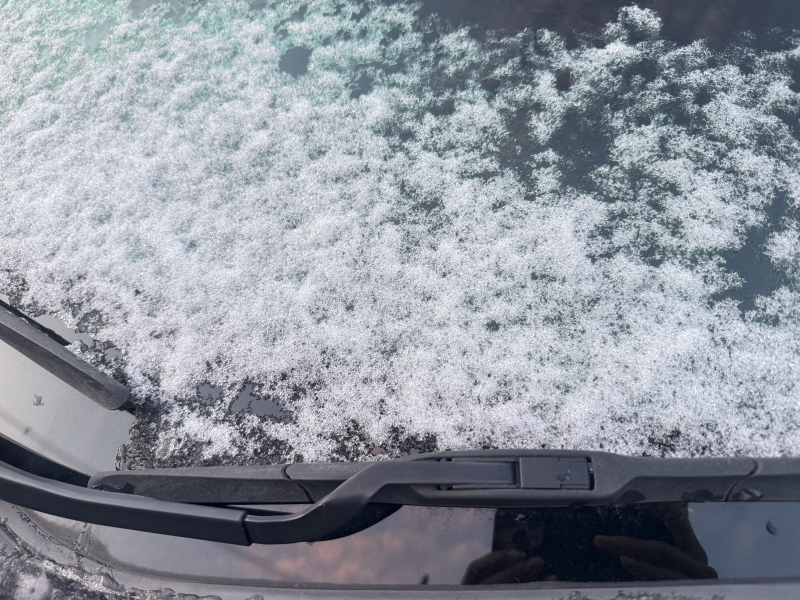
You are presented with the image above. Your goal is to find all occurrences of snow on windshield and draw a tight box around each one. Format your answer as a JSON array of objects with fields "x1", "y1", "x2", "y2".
[{"x1": 1, "y1": 0, "x2": 799, "y2": 465}]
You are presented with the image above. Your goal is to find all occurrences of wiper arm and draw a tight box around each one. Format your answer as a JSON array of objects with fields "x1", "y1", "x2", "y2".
[
  {"x1": 245, "y1": 460, "x2": 515, "y2": 544},
  {"x1": 0, "y1": 302, "x2": 129, "y2": 410},
  {"x1": 4, "y1": 449, "x2": 800, "y2": 546},
  {"x1": 0, "y1": 456, "x2": 513, "y2": 545},
  {"x1": 0, "y1": 458, "x2": 250, "y2": 544}
]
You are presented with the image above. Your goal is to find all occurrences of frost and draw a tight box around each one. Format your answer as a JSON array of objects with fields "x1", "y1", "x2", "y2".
[{"x1": 1, "y1": 0, "x2": 799, "y2": 462}]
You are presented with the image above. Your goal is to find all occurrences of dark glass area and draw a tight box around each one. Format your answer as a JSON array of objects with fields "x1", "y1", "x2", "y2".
[
  {"x1": 474, "y1": 504, "x2": 716, "y2": 583},
  {"x1": 54, "y1": 501, "x2": 800, "y2": 585},
  {"x1": 283, "y1": 501, "x2": 799, "y2": 585}
]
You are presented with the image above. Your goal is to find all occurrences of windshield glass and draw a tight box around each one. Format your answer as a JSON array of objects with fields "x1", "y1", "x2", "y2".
[
  {"x1": 3, "y1": 0, "x2": 800, "y2": 596},
  {"x1": 5, "y1": 501, "x2": 800, "y2": 586},
  {"x1": 2, "y1": 0, "x2": 800, "y2": 469}
]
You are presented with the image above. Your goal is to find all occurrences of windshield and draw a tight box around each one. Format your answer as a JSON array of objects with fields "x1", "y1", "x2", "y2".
[
  {"x1": 2, "y1": 0, "x2": 800, "y2": 596},
  {"x1": 2, "y1": 498, "x2": 800, "y2": 588},
  {"x1": 2, "y1": 0, "x2": 800, "y2": 541}
]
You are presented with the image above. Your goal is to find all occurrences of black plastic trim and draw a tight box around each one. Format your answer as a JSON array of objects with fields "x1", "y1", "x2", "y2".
[{"x1": 728, "y1": 458, "x2": 800, "y2": 501}]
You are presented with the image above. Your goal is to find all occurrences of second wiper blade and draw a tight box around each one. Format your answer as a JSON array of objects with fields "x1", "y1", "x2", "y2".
[
  {"x1": 6, "y1": 449, "x2": 800, "y2": 546},
  {"x1": 88, "y1": 450, "x2": 755, "y2": 507},
  {"x1": 0, "y1": 302, "x2": 129, "y2": 410}
]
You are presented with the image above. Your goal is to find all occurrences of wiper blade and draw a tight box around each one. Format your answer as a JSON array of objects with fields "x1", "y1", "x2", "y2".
[
  {"x1": 3, "y1": 449, "x2": 800, "y2": 546},
  {"x1": 0, "y1": 299, "x2": 72, "y2": 346},
  {"x1": 0, "y1": 302, "x2": 129, "y2": 410}
]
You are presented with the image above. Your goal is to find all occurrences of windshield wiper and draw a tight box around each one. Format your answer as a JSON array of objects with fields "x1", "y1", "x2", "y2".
[
  {"x1": 3, "y1": 448, "x2": 800, "y2": 546},
  {"x1": 0, "y1": 301, "x2": 129, "y2": 410},
  {"x1": 3, "y1": 303, "x2": 799, "y2": 545}
]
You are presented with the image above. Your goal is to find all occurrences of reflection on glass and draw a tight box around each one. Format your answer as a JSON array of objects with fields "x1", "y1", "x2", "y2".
[
  {"x1": 22, "y1": 500, "x2": 800, "y2": 587},
  {"x1": 463, "y1": 503, "x2": 717, "y2": 584}
]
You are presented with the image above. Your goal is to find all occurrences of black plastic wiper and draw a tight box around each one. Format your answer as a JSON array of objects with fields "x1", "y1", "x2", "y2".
[
  {"x1": 0, "y1": 302, "x2": 129, "y2": 410},
  {"x1": 4, "y1": 449, "x2": 800, "y2": 546},
  {"x1": 0, "y1": 455, "x2": 513, "y2": 545},
  {"x1": 0, "y1": 458, "x2": 250, "y2": 544}
]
